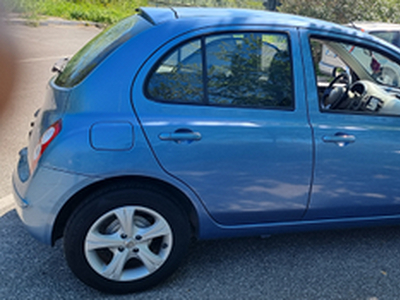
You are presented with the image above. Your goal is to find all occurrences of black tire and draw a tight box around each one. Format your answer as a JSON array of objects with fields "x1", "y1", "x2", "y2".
[{"x1": 63, "y1": 184, "x2": 191, "y2": 294}]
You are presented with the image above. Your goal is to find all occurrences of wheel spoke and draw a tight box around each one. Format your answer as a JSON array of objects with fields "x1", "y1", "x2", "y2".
[
  {"x1": 139, "y1": 218, "x2": 170, "y2": 242},
  {"x1": 86, "y1": 231, "x2": 123, "y2": 251},
  {"x1": 101, "y1": 250, "x2": 129, "y2": 280},
  {"x1": 137, "y1": 246, "x2": 164, "y2": 273},
  {"x1": 114, "y1": 207, "x2": 136, "y2": 237}
]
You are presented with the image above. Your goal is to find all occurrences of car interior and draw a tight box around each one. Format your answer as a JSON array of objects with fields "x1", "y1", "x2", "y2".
[{"x1": 312, "y1": 38, "x2": 400, "y2": 116}]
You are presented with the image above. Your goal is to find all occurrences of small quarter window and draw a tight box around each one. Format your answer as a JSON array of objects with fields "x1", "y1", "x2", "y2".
[{"x1": 147, "y1": 39, "x2": 203, "y2": 104}]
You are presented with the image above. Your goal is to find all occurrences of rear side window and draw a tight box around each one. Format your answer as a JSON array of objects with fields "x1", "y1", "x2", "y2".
[
  {"x1": 146, "y1": 32, "x2": 293, "y2": 109},
  {"x1": 55, "y1": 14, "x2": 152, "y2": 87}
]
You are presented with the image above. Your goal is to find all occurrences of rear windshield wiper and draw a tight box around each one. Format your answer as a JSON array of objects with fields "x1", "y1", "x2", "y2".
[{"x1": 52, "y1": 57, "x2": 69, "y2": 74}]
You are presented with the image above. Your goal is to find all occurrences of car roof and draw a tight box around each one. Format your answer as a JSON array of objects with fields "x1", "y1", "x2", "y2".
[
  {"x1": 137, "y1": 7, "x2": 397, "y2": 50},
  {"x1": 139, "y1": 7, "x2": 346, "y2": 31}
]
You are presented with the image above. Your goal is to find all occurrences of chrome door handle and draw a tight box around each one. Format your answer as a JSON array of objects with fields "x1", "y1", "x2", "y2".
[{"x1": 322, "y1": 133, "x2": 355, "y2": 146}]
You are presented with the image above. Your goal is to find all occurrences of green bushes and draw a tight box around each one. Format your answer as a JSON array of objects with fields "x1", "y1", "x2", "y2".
[
  {"x1": 3, "y1": 0, "x2": 148, "y2": 24},
  {"x1": 279, "y1": 0, "x2": 400, "y2": 24},
  {"x1": 3, "y1": 0, "x2": 400, "y2": 25}
]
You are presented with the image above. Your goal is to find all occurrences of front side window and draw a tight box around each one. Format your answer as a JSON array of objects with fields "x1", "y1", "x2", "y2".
[
  {"x1": 312, "y1": 37, "x2": 400, "y2": 116},
  {"x1": 147, "y1": 32, "x2": 293, "y2": 109}
]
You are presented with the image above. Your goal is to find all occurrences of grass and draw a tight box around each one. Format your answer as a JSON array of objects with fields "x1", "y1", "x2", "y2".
[
  {"x1": 3, "y1": 0, "x2": 267, "y2": 25},
  {"x1": 3, "y1": 0, "x2": 148, "y2": 25}
]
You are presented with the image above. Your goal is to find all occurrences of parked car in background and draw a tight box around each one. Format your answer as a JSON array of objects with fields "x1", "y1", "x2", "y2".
[
  {"x1": 319, "y1": 22, "x2": 400, "y2": 86},
  {"x1": 12, "y1": 7, "x2": 400, "y2": 294},
  {"x1": 351, "y1": 22, "x2": 400, "y2": 47}
]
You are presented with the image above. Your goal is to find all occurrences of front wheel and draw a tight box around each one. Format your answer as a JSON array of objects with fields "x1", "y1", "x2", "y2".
[{"x1": 63, "y1": 185, "x2": 191, "y2": 294}]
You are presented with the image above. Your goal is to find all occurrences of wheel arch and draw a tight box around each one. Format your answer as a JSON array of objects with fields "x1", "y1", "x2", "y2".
[{"x1": 51, "y1": 175, "x2": 199, "y2": 245}]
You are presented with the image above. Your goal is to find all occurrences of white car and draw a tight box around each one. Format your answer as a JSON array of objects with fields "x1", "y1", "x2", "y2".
[{"x1": 319, "y1": 22, "x2": 400, "y2": 86}]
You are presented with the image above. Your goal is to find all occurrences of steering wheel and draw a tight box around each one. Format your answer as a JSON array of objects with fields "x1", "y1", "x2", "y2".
[{"x1": 323, "y1": 72, "x2": 350, "y2": 109}]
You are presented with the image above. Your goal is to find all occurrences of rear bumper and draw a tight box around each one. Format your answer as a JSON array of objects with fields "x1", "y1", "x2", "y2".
[{"x1": 12, "y1": 152, "x2": 97, "y2": 245}]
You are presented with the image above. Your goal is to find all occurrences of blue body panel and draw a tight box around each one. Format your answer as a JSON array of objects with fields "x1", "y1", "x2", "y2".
[
  {"x1": 12, "y1": 7, "x2": 400, "y2": 245},
  {"x1": 131, "y1": 25, "x2": 313, "y2": 225}
]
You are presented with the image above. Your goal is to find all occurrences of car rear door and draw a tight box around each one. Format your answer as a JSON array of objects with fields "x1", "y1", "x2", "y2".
[{"x1": 133, "y1": 27, "x2": 313, "y2": 226}]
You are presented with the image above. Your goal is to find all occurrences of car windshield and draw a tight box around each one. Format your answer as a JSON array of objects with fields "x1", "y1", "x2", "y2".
[
  {"x1": 371, "y1": 31, "x2": 400, "y2": 48},
  {"x1": 55, "y1": 14, "x2": 152, "y2": 87},
  {"x1": 343, "y1": 43, "x2": 400, "y2": 87}
]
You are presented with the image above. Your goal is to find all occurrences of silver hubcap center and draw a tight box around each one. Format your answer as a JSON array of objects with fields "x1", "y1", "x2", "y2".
[{"x1": 125, "y1": 240, "x2": 135, "y2": 248}]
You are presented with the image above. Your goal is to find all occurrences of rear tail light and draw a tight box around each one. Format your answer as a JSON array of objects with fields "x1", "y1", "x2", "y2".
[{"x1": 30, "y1": 120, "x2": 62, "y2": 172}]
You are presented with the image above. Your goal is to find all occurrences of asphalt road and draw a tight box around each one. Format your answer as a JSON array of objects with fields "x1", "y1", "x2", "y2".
[
  {"x1": 0, "y1": 22, "x2": 100, "y2": 199},
  {"x1": 1, "y1": 22, "x2": 400, "y2": 300}
]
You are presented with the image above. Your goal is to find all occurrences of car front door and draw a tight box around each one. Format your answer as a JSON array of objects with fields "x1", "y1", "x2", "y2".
[
  {"x1": 133, "y1": 28, "x2": 313, "y2": 225},
  {"x1": 302, "y1": 30, "x2": 400, "y2": 220}
]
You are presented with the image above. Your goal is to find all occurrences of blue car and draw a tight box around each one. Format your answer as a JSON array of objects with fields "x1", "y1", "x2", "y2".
[{"x1": 12, "y1": 7, "x2": 400, "y2": 293}]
